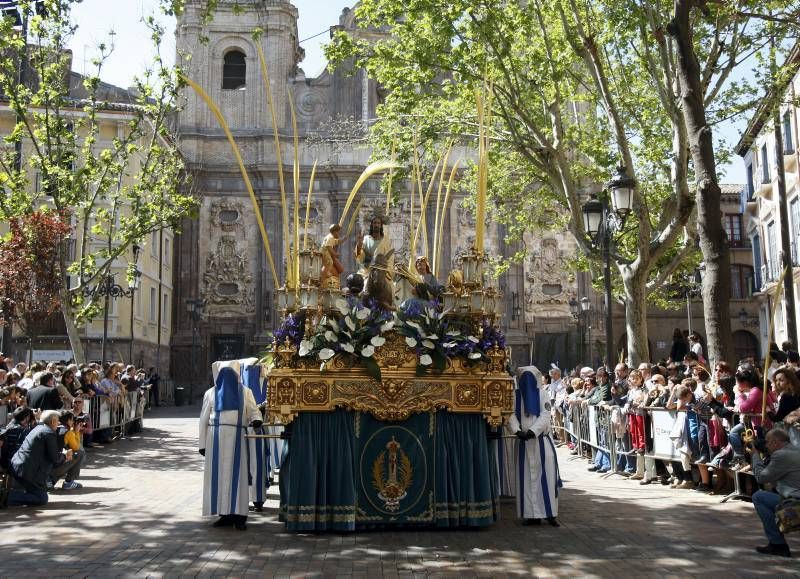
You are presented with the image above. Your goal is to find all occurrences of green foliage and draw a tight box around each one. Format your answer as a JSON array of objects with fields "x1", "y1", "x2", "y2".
[
  {"x1": 326, "y1": 0, "x2": 799, "y2": 308},
  {"x1": 0, "y1": 0, "x2": 198, "y2": 327}
]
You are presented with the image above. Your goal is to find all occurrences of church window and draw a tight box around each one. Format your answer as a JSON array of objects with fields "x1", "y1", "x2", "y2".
[{"x1": 222, "y1": 50, "x2": 246, "y2": 90}]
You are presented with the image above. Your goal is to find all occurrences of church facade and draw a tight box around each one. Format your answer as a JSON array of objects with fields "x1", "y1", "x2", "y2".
[{"x1": 171, "y1": 0, "x2": 587, "y2": 383}]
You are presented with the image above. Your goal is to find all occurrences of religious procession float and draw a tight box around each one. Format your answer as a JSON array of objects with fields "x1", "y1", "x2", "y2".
[
  {"x1": 266, "y1": 244, "x2": 513, "y2": 531},
  {"x1": 184, "y1": 57, "x2": 514, "y2": 531}
]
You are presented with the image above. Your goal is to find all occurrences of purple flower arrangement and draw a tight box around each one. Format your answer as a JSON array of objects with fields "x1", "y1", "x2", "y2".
[{"x1": 273, "y1": 313, "x2": 304, "y2": 348}]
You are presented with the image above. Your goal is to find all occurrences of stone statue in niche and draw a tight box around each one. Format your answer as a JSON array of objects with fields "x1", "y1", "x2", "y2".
[{"x1": 202, "y1": 235, "x2": 255, "y2": 316}]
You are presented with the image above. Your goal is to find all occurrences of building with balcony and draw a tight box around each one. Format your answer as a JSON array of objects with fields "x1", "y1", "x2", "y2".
[
  {"x1": 0, "y1": 57, "x2": 175, "y2": 369},
  {"x1": 736, "y1": 42, "x2": 800, "y2": 355}
]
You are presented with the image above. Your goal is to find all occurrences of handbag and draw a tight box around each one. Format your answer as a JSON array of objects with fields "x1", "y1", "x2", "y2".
[{"x1": 776, "y1": 498, "x2": 800, "y2": 534}]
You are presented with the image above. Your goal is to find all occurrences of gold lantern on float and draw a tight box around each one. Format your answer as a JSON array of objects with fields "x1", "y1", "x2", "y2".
[
  {"x1": 298, "y1": 247, "x2": 322, "y2": 286},
  {"x1": 299, "y1": 284, "x2": 319, "y2": 310},
  {"x1": 442, "y1": 290, "x2": 457, "y2": 312}
]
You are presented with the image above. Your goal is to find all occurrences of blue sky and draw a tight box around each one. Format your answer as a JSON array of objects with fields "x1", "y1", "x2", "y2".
[
  {"x1": 66, "y1": 0, "x2": 352, "y2": 82},
  {"x1": 65, "y1": 0, "x2": 746, "y2": 184}
]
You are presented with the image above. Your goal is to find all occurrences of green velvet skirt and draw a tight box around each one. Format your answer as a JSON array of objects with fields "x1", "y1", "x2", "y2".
[{"x1": 279, "y1": 409, "x2": 499, "y2": 531}]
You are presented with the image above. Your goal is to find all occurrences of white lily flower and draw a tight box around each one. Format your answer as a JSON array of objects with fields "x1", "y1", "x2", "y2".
[
  {"x1": 345, "y1": 317, "x2": 356, "y2": 331},
  {"x1": 342, "y1": 343, "x2": 355, "y2": 353},
  {"x1": 406, "y1": 320, "x2": 422, "y2": 331},
  {"x1": 328, "y1": 318, "x2": 339, "y2": 332},
  {"x1": 446, "y1": 329, "x2": 460, "y2": 337},
  {"x1": 361, "y1": 345, "x2": 375, "y2": 357},
  {"x1": 335, "y1": 298, "x2": 350, "y2": 315},
  {"x1": 426, "y1": 334, "x2": 439, "y2": 340},
  {"x1": 443, "y1": 342, "x2": 456, "y2": 349},
  {"x1": 422, "y1": 340, "x2": 435, "y2": 349},
  {"x1": 380, "y1": 320, "x2": 395, "y2": 332},
  {"x1": 405, "y1": 337, "x2": 418, "y2": 348},
  {"x1": 469, "y1": 352, "x2": 482, "y2": 359},
  {"x1": 420, "y1": 354, "x2": 433, "y2": 366},
  {"x1": 318, "y1": 348, "x2": 335, "y2": 361},
  {"x1": 324, "y1": 330, "x2": 337, "y2": 342},
  {"x1": 468, "y1": 336, "x2": 480, "y2": 343},
  {"x1": 298, "y1": 340, "x2": 313, "y2": 357},
  {"x1": 356, "y1": 308, "x2": 370, "y2": 320},
  {"x1": 370, "y1": 335, "x2": 386, "y2": 347}
]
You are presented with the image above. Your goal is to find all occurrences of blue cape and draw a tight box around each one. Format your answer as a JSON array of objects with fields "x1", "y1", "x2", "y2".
[
  {"x1": 241, "y1": 364, "x2": 265, "y2": 405},
  {"x1": 515, "y1": 370, "x2": 541, "y2": 420},
  {"x1": 215, "y1": 367, "x2": 241, "y2": 412}
]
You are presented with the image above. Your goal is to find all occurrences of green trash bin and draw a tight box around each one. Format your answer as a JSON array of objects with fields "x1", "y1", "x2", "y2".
[{"x1": 174, "y1": 386, "x2": 187, "y2": 406}]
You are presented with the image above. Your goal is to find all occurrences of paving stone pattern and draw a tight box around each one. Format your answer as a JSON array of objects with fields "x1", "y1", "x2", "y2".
[{"x1": 0, "y1": 405, "x2": 797, "y2": 577}]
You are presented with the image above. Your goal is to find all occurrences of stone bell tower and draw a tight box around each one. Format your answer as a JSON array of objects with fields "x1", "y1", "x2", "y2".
[{"x1": 172, "y1": 0, "x2": 305, "y2": 383}]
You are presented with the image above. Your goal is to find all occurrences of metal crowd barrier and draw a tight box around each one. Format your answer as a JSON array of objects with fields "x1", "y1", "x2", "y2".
[
  {"x1": 85, "y1": 391, "x2": 146, "y2": 437},
  {"x1": 556, "y1": 401, "x2": 769, "y2": 502},
  {"x1": 559, "y1": 403, "x2": 622, "y2": 475}
]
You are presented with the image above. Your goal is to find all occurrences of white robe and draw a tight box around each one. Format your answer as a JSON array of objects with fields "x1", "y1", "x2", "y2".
[
  {"x1": 243, "y1": 365, "x2": 268, "y2": 505},
  {"x1": 199, "y1": 385, "x2": 260, "y2": 517},
  {"x1": 356, "y1": 233, "x2": 394, "y2": 278},
  {"x1": 497, "y1": 419, "x2": 519, "y2": 497},
  {"x1": 507, "y1": 387, "x2": 562, "y2": 519}
]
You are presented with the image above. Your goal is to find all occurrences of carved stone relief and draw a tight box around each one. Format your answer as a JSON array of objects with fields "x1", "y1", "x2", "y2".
[
  {"x1": 202, "y1": 230, "x2": 256, "y2": 317},
  {"x1": 524, "y1": 235, "x2": 576, "y2": 320},
  {"x1": 210, "y1": 199, "x2": 245, "y2": 232}
]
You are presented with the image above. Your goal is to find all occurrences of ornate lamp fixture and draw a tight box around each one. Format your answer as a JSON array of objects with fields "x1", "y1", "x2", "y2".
[{"x1": 298, "y1": 248, "x2": 322, "y2": 286}]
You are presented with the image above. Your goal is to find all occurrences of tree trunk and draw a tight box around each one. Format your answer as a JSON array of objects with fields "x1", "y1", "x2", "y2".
[
  {"x1": 61, "y1": 299, "x2": 86, "y2": 365},
  {"x1": 670, "y1": 1, "x2": 733, "y2": 365},
  {"x1": 621, "y1": 265, "x2": 650, "y2": 366}
]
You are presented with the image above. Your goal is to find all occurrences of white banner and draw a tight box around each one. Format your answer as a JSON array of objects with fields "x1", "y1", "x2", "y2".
[
  {"x1": 650, "y1": 410, "x2": 681, "y2": 461},
  {"x1": 588, "y1": 405, "x2": 598, "y2": 447},
  {"x1": 32, "y1": 350, "x2": 73, "y2": 362}
]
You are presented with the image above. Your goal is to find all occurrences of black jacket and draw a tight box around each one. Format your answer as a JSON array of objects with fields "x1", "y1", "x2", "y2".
[
  {"x1": 0, "y1": 420, "x2": 33, "y2": 470},
  {"x1": 11, "y1": 423, "x2": 65, "y2": 491},
  {"x1": 26, "y1": 385, "x2": 63, "y2": 411}
]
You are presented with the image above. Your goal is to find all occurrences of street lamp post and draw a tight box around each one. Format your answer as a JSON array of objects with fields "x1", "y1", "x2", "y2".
[
  {"x1": 570, "y1": 297, "x2": 592, "y2": 366},
  {"x1": 684, "y1": 266, "x2": 703, "y2": 334},
  {"x1": 569, "y1": 297, "x2": 579, "y2": 366},
  {"x1": 128, "y1": 244, "x2": 142, "y2": 364},
  {"x1": 84, "y1": 269, "x2": 140, "y2": 364},
  {"x1": 186, "y1": 298, "x2": 205, "y2": 384},
  {"x1": 581, "y1": 167, "x2": 635, "y2": 371}
]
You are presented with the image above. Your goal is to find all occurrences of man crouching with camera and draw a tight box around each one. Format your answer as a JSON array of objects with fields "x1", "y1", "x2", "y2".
[{"x1": 748, "y1": 428, "x2": 800, "y2": 557}]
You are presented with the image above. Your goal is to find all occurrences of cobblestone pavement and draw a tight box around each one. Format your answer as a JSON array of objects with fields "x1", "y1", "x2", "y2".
[{"x1": 1, "y1": 404, "x2": 798, "y2": 578}]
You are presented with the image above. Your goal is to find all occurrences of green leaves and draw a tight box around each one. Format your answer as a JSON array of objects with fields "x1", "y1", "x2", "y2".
[{"x1": 0, "y1": 0, "x2": 197, "y2": 333}]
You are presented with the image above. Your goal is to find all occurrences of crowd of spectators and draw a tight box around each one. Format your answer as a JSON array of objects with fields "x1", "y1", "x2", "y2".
[
  {"x1": 545, "y1": 332, "x2": 800, "y2": 557},
  {"x1": 0, "y1": 353, "x2": 160, "y2": 507}
]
